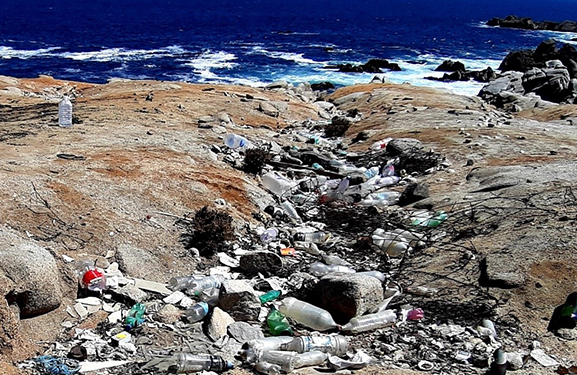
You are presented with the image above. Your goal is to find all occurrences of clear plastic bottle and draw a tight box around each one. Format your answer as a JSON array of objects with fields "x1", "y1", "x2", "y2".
[
  {"x1": 188, "y1": 276, "x2": 224, "y2": 296},
  {"x1": 357, "y1": 270, "x2": 386, "y2": 282},
  {"x1": 242, "y1": 337, "x2": 294, "y2": 364},
  {"x1": 183, "y1": 302, "x2": 209, "y2": 323},
  {"x1": 294, "y1": 232, "x2": 330, "y2": 244},
  {"x1": 363, "y1": 166, "x2": 380, "y2": 179},
  {"x1": 224, "y1": 133, "x2": 250, "y2": 149},
  {"x1": 254, "y1": 362, "x2": 281, "y2": 375},
  {"x1": 172, "y1": 353, "x2": 233, "y2": 373},
  {"x1": 259, "y1": 350, "x2": 297, "y2": 372},
  {"x1": 262, "y1": 172, "x2": 295, "y2": 196},
  {"x1": 58, "y1": 96, "x2": 73, "y2": 127},
  {"x1": 280, "y1": 335, "x2": 348, "y2": 356},
  {"x1": 279, "y1": 297, "x2": 338, "y2": 331},
  {"x1": 308, "y1": 262, "x2": 356, "y2": 277},
  {"x1": 280, "y1": 200, "x2": 302, "y2": 224},
  {"x1": 293, "y1": 241, "x2": 322, "y2": 255},
  {"x1": 340, "y1": 309, "x2": 397, "y2": 333},
  {"x1": 293, "y1": 351, "x2": 329, "y2": 368},
  {"x1": 371, "y1": 231, "x2": 410, "y2": 257},
  {"x1": 168, "y1": 275, "x2": 203, "y2": 291}
]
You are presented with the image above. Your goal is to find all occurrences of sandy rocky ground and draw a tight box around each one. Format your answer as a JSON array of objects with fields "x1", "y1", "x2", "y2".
[{"x1": 0, "y1": 74, "x2": 577, "y2": 375}]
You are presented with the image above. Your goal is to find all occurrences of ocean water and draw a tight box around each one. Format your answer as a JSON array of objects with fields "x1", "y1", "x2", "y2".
[{"x1": 1, "y1": 0, "x2": 577, "y2": 96}]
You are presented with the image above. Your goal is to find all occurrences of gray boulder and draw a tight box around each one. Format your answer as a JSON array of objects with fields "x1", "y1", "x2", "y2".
[
  {"x1": 258, "y1": 101, "x2": 280, "y2": 117},
  {"x1": 386, "y1": 138, "x2": 423, "y2": 156},
  {"x1": 227, "y1": 321, "x2": 265, "y2": 343},
  {"x1": 0, "y1": 230, "x2": 62, "y2": 318},
  {"x1": 481, "y1": 252, "x2": 526, "y2": 288},
  {"x1": 523, "y1": 60, "x2": 570, "y2": 101},
  {"x1": 479, "y1": 71, "x2": 525, "y2": 105},
  {"x1": 217, "y1": 280, "x2": 261, "y2": 321},
  {"x1": 311, "y1": 274, "x2": 384, "y2": 324}
]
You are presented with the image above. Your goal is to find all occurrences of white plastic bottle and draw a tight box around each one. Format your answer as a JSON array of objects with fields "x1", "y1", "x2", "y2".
[
  {"x1": 371, "y1": 230, "x2": 410, "y2": 257},
  {"x1": 280, "y1": 335, "x2": 348, "y2": 356},
  {"x1": 183, "y1": 302, "x2": 209, "y2": 323},
  {"x1": 262, "y1": 172, "x2": 294, "y2": 196},
  {"x1": 294, "y1": 232, "x2": 330, "y2": 244},
  {"x1": 308, "y1": 262, "x2": 356, "y2": 277},
  {"x1": 58, "y1": 96, "x2": 73, "y2": 127},
  {"x1": 340, "y1": 309, "x2": 397, "y2": 333},
  {"x1": 280, "y1": 200, "x2": 302, "y2": 224},
  {"x1": 279, "y1": 297, "x2": 338, "y2": 331}
]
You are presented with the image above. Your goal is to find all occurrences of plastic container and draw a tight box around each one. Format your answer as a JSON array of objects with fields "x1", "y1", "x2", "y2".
[
  {"x1": 363, "y1": 166, "x2": 380, "y2": 179},
  {"x1": 184, "y1": 302, "x2": 209, "y2": 323},
  {"x1": 381, "y1": 163, "x2": 395, "y2": 177},
  {"x1": 280, "y1": 335, "x2": 348, "y2": 356},
  {"x1": 259, "y1": 350, "x2": 298, "y2": 372},
  {"x1": 254, "y1": 362, "x2": 281, "y2": 375},
  {"x1": 262, "y1": 172, "x2": 294, "y2": 197},
  {"x1": 267, "y1": 307, "x2": 292, "y2": 336},
  {"x1": 125, "y1": 303, "x2": 146, "y2": 330},
  {"x1": 280, "y1": 200, "x2": 302, "y2": 224},
  {"x1": 169, "y1": 275, "x2": 203, "y2": 291},
  {"x1": 196, "y1": 285, "x2": 221, "y2": 306},
  {"x1": 411, "y1": 211, "x2": 448, "y2": 228},
  {"x1": 370, "y1": 137, "x2": 393, "y2": 150},
  {"x1": 340, "y1": 309, "x2": 397, "y2": 333},
  {"x1": 58, "y1": 96, "x2": 73, "y2": 127},
  {"x1": 188, "y1": 276, "x2": 224, "y2": 296},
  {"x1": 261, "y1": 228, "x2": 279, "y2": 243},
  {"x1": 357, "y1": 270, "x2": 386, "y2": 282},
  {"x1": 173, "y1": 353, "x2": 233, "y2": 373},
  {"x1": 242, "y1": 337, "x2": 294, "y2": 364},
  {"x1": 259, "y1": 290, "x2": 281, "y2": 304},
  {"x1": 293, "y1": 241, "x2": 322, "y2": 255},
  {"x1": 308, "y1": 262, "x2": 356, "y2": 277},
  {"x1": 293, "y1": 351, "x2": 328, "y2": 368},
  {"x1": 224, "y1": 133, "x2": 250, "y2": 149},
  {"x1": 279, "y1": 297, "x2": 338, "y2": 331},
  {"x1": 77, "y1": 260, "x2": 106, "y2": 293},
  {"x1": 371, "y1": 231, "x2": 410, "y2": 257},
  {"x1": 294, "y1": 232, "x2": 330, "y2": 244}
]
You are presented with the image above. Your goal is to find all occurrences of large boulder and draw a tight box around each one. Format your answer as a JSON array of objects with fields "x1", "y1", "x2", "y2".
[
  {"x1": 217, "y1": 280, "x2": 261, "y2": 321},
  {"x1": 523, "y1": 60, "x2": 571, "y2": 102},
  {"x1": 386, "y1": 138, "x2": 423, "y2": 157},
  {"x1": 435, "y1": 60, "x2": 466, "y2": 72},
  {"x1": 310, "y1": 274, "x2": 384, "y2": 324},
  {"x1": 499, "y1": 49, "x2": 542, "y2": 72},
  {"x1": 478, "y1": 71, "x2": 525, "y2": 105},
  {"x1": 0, "y1": 229, "x2": 62, "y2": 318}
]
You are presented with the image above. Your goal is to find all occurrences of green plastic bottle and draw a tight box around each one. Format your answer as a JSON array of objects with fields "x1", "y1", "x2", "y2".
[
  {"x1": 259, "y1": 290, "x2": 282, "y2": 304},
  {"x1": 125, "y1": 303, "x2": 146, "y2": 330},
  {"x1": 267, "y1": 307, "x2": 292, "y2": 336}
]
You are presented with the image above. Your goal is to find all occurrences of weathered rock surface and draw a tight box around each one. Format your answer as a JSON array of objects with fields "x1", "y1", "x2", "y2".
[
  {"x1": 206, "y1": 307, "x2": 235, "y2": 341},
  {"x1": 311, "y1": 274, "x2": 384, "y2": 324},
  {"x1": 239, "y1": 251, "x2": 283, "y2": 276},
  {"x1": 0, "y1": 229, "x2": 62, "y2": 318},
  {"x1": 217, "y1": 280, "x2": 261, "y2": 321}
]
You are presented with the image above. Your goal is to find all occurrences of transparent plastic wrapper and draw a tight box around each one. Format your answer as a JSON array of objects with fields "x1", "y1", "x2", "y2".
[
  {"x1": 254, "y1": 361, "x2": 281, "y2": 375},
  {"x1": 340, "y1": 309, "x2": 397, "y2": 333},
  {"x1": 279, "y1": 297, "x2": 338, "y2": 331},
  {"x1": 328, "y1": 350, "x2": 372, "y2": 370}
]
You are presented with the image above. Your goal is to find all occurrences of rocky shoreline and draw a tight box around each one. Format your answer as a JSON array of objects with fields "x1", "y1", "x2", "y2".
[
  {"x1": 487, "y1": 15, "x2": 577, "y2": 33},
  {"x1": 0, "y1": 73, "x2": 577, "y2": 375}
]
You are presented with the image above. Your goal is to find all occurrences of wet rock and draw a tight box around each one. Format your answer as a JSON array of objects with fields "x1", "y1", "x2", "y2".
[
  {"x1": 266, "y1": 81, "x2": 289, "y2": 90},
  {"x1": 217, "y1": 280, "x2": 261, "y2": 321},
  {"x1": 227, "y1": 321, "x2": 265, "y2": 343},
  {"x1": 311, "y1": 82, "x2": 335, "y2": 91},
  {"x1": 156, "y1": 304, "x2": 182, "y2": 324},
  {"x1": 435, "y1": 60, "x2": 466, "y2": 72},
  {"x1": 0, "y1": 230, "x2": 62, "y2": 318},
  {"x1": 206, "y1": 307, "x2": 235, "y2": 341},
  {"x1": 311, "y1": 274, "x2": 384, "y2": 324},
  {"x1": 239, "y1": 251, "x2": 283, "y2": 276}
]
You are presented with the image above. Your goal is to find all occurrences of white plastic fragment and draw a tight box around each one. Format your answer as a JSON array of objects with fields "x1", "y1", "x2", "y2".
[
  {"x1": 79, "y1": 360, "x2": 131, "y2": 373},
  {"x1": 530, "y1": 349, "x2": 559, "y2": 367},
  {"x1": 163, "y1": 291, "x2": 185, "y2": 304},
  {"x1": 328, "y1": 351, "x2": 372, "y2": 370}
]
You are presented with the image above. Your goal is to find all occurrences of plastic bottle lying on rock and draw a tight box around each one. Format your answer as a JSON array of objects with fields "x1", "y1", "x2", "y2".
[
  {"x1": 294, "y1": 231, "x2": 330, "y2": 244},
  {"x1": 280, "y1": 200, "x2": 302, "y2": 224},
  {"x1": 279, "y1": 297, "x2": 339, "y2": 331},
  {"x1": 280, "y1": 335, "x2": 348, "y2": 356},
  {"x1": 262, "y1": 172, "x2": 295, "y2": 197},
  {"x1": 224, "y1": 133, "x2": 251, "y2": 150},
  {"x1": 242, "y1": 337, "x2": 295, "y2": 364},
  {"x1": 340, "y1": 309, "x2": 397, "y2": 333},
  {"x1": 255, "y1": 362, "x2": 281, "y2": 375},
  {"x1": 309, "y1": 262, "x2": 356, "y2": 277},
  {"x1": 171, "y1": 353, "x2": 233, "y2": 373},
  {"x1": 371, "y1": 231, "x2": 411, "y2": 257}
]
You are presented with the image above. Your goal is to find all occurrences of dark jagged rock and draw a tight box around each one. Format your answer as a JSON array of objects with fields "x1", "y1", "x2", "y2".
[
  {"x1": 434, "y1": 60, "x2": 466, "y2": 72},
  {"x1": 425, "y1": 67, "x2": 496, "y2": 83},
  {"x1": 487, "y1": 15, "x2": 577, "y2": 33},
  {"x1": 327, "y1": 58, "x2": 402, "y2": 73},
  {"x1": 311, "y1": 81, "x2": 335, "y2": 91},
  {"x1": 499, "y1": 49, "x2": 542, "y2": 72}
]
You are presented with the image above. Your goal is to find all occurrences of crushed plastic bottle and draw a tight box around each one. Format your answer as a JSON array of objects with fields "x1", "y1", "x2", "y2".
[
  {"x1": 262, "y1": 172, "x2": 295, "y2": 197},
  {"x1": 371, "y1": 230, "x2": 411, "y2": 257},
  {"x1": 280, "y1": 200, "x2": 302, "y2": 224},
  {"x1": 279, "y1": 297, "x2": 338, "y2": 331},
  {"x1": 294, "y1": 231, "x2": 330, "y2": 244},
  {"x1": 125, "y1": 303, "x2": 146, "y2": 330},
  {"x1": 411, "y1": 211, "x2": 448, "y2": 228},
  {"x1": 340, "y1": 309, "x2": 397, "y2": 333},
  {"x1": 259, "y1": 290, "x2": 281, "y2": 304},
  {"x1": 280, "y1": 335, "x2": 349, "y2": 356},
  {"x1": 242, "y1": 337, "x2": 294, "y2": 364},
  {"x1": 171, "y1": 353, "x2": 233, "y2": 373},
  {"x1": 224, "y1": 133, "x2": 251, "y2": 150},
  {"x1": 267, "y1": 307, "x2": 292, "y2": 336},
  {"x1": 188, "y1": 275, "x2": 224, "y2": 297}
]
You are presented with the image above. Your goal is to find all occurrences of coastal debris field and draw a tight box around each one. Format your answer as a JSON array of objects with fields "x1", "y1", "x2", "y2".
[{"x1": 1, "y1": 74, "x2": 577, "y2": 375}]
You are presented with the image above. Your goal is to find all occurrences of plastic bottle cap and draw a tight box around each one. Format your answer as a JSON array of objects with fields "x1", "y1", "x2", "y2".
[{"x1": 82, "y1": 269, "x2": 104, "y2": 288}]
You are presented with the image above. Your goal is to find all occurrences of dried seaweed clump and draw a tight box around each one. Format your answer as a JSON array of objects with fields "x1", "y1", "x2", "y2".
[
  {"x1": 182, "y1": 206, "x2": 234, "y2": 256},
  {"x1": 243, "y1": 147, "x2": 271, "y2": 175}
]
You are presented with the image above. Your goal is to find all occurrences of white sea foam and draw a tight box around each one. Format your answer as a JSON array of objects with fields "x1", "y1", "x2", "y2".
[
  {"x1": 60, "y1": 45, "x2": 188, "y2": 62},
  {"x1": 0, "y1": 46, "x2": 60, "y2": 59},
  {"x1": 184, "y1": 50, "x2": 238, "y2": 70},
  {"x1": 250, "y1": 46, "x2": 325, "y2": 65}
]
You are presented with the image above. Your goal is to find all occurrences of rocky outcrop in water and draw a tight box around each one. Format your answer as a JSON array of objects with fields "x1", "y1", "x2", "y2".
[
  {"x1": 487, "y1": 15, "x2": 577, "y2": 32},
  {"x1": 426, "y1": 60, "x2": 497, "y2": 83},
  {"x1": 480, "y1": 40, "x2": 577, "y2": 109},
  {"x1": 326, "y1": 58, "x2": 402, "y2": 73}
]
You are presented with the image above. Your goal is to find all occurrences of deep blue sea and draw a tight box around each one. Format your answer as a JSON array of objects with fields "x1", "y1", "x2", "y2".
[{"x1": 1, "y1": 0, "x2": 577, "y2": 95}]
